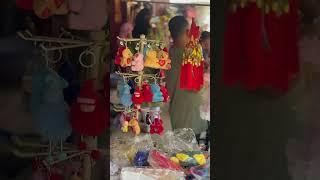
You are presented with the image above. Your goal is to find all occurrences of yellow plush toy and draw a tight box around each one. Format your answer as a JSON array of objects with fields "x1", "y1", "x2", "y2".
[
  {"x1": 157, "y1": 50, "x2": 171, "y2": 70},
  {"x1": 193, "y1": 154, "x2": 206, "y2": 166},
  {"x1": 144, "y1": 50, "x2": 159, "y2": 68},
  {"x1": 120, "y1": 48, "x2": 133, "y2": 67},
  {"x1": 121, "y1": 120, "x2": 129, "y2": 133},
  {"x1": 128, "y1": 118, "x2": 140, "y2": 135}
]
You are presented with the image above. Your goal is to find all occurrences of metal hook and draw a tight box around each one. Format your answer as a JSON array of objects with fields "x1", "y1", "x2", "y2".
[{"x1": 79, "y1": 48, "x2": 96, "y2": 68}]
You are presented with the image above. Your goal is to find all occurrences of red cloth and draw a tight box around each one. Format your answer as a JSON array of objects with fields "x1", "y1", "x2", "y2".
[
  {"x1": 70, "y1": 80, "x2": 108, "y2": 136},
  {"x1": 223, "y1": 0, "x2": 299, "y2": 92}
]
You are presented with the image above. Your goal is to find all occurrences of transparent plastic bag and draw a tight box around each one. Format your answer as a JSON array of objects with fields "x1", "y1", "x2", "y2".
[
  {"x1": 148, "y1": 150, "x2": 183, "y2": 171},
  {"x1": 160, "y1": 128, "x2": 200, "y2": 155},
  {"x1": 121, "y1": 167, "x2": 185, "y2": 180},
  {"x1": 190, "y1": 159, "x2": 210, "y2": 179}
]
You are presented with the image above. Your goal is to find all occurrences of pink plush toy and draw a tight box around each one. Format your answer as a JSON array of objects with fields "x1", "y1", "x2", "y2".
[{"x1": 131, "y1": 53, "x2": 144, "y2": 71}]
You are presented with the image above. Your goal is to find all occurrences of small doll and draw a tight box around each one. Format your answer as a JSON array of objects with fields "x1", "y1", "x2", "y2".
[
  {"x1": 118, "y1": 83, "x2": 133, "y2": 107},
  {"x1": 132, "y1": 87, "x2": 144, "y2": 104},
  {"x1": 128, "y1": 118, "x2": 140, "y2": 135},
  {"x1": 31, "y1": 67, "x2": 72, "y2": 142},
  {"x1": 120, "y1": 113, "x2": 129, "y2": 133},
  {"x1": 144, "y1": 50, "x2": 158, "y2": 68},
  {"x1": 151, "y1": 83, "x2": 164, "y2": 102},
  {"x1": 142, "y1": 82, "x2": 153, "y2": 103},
  {"x1": 70, "y1": 80, "x2": 108, "y2": 136},
  {"x1": 120, "y1": 47, "x2": 133, "y2": 67},
  {"x1": 131, "y1": 53, "x2": 144, "y2": 71}
]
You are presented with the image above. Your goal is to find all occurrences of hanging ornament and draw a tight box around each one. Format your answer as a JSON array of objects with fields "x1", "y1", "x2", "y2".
[
  {"x1": 180, "y1": 18, "x2": 204, "y2": 92},
  {"x1": 157, "y1": 48, "x2": 171, "y2": 70},
  {"x1": 31, "y1": 67, "x2": 72, "y2": 142},
  {"x1": 128, "y1": 117, "x2": 140, "y2": 135},
  {"x1": 120, "y1": 47, "x2": 133, "y2": 67},
  {"x1": 118, "y1": 83, "x2": 133, "y2": 107},
  {"x1": 132, "y1": 87, "x2": 144, "y2": 104},
  {"x1": 131, "y1": 53, "x2": 144, "y2": 71},
  {"x1": 70, "y1": 80, "x2": 108, "y2": 136},
  {"x1": 142, "y1": 82, "x2": 153, "y2": 103},
  {"x1": 151, "y1": 83, "x2": 164, "y2": 102},
  {"x1": 115, "y1": 47, "x2": 125, "y2": 65},
  {"x1": 160, "y1": 85, "x2": 169, "y2": 102},
  {"x1": 150, "y1": 117, "x2": 164, "y2": 135}
]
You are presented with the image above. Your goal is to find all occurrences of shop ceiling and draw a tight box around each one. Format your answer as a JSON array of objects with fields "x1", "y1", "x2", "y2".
[{"x1": 126, "y1": 0, "x2": 210, "y2": 6}]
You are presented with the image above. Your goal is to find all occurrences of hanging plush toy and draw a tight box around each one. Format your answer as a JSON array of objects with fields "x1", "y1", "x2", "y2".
[
  {"x1": 151, "y1": 83, "x2": 164, "y2": 102},
  {"x1": 160, "y1": 84, "x2": 169, "y2": 102},
  {"x1": 180, "y1": 18, "x2": 204, "y2": 92},
  {"x1": 115, "y1": 47, "x2": 125, "y2": 65},
  {"x1": 142, "y1": 82, "x2": 153, "y2": 103},
  {"x1": 131, "y1": 53, "x2": 144, "y2": 71},
  {"x1": 132, "y1": 87, "x2": 144, "y2": 104},
  {"x1": 120, "y1": 47, "x2": 133, "y2": 67},
  {"x1": 128, "y1": 117, "x2": 140, "y2": 135},
  {"x1": 118, "y1": 83, "x2": 133, "y2": 107},
  {"x1": 157, "y1": 48, "x2": 171, "y2": 70},
  {"x1": 144, "y1": 50, "x2": 158, "y2": 69},
  {"x1": 70, "y1": 80, "x2": 108, "y2": 136},
  {"x1": 31, "y1": 67, "x2": 72, "y2": 142},
  {"x1": 150, "y1": 117, "x2": 164, "y2": 135}
]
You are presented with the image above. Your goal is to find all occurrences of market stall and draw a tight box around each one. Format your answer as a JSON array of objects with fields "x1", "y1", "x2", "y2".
[{"x1": 109, "y1": 1, "x2": 211, "y2": 177}]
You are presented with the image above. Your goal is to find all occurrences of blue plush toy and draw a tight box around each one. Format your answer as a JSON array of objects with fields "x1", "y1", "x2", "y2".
[
  {"x1": 31, "y1": 67, "x2": 72, "y2": 142},
  {"x1": 127, "y1": 79, "x2": 135, "y2": 94},
  {"x1": 151, "y1": 83, "x2": 163, "y2": 102},
  {"x1": 118, "y1": 83, "x2": 133, "y2": 107}
]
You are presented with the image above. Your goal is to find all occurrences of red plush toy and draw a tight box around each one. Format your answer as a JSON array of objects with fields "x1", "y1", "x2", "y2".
[
  {"x1": 70, "y1": 80, "x2": 108, "y2": 136},
  {"x1": 150, "y1": 118, "x2": 164, "y2": 135},
  {"x1": 132, "y1": 87, "x2": 144, "y2": 104},
  {"x1": 160, "y1": 85, "x2": 169, "y2": 102},
  {"x1": 142, "y1": 82, "x2": 153, "y2": 103}
]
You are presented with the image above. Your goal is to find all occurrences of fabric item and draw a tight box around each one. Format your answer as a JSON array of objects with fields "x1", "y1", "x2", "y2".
[
  {"x1": 70, "y1": 80, "x2": 108, "y2": 136},
  {"x1": 166, "y1": 47, "x2": 207, "y2": 134},
  {"x1": 33, "y1": 0, "x2": 67, "y2": 19},
  {"x1": 31, "y1": 67, "x2": 71, "y2": 141},
  {"x1": 223, "y1": 0, "x2": 299, "y2": 92},
  {"x1": 118, "y1": 83, "x2": 133, "y2": 107},
  {"x1": 132, "y1": 87, "x2": 144, "y2": 104},
  {"x1": 119, "y1": 22, "x2": 133, "y2": 38},
  {"x1": 16, "y1": 0, "x2": 33, "y2": 10},
  {"x1": 180, "y1": 18, "x2": 204, "y2": 92},
  {"x1": 120, "y1": 48, "x2": 133, "y2": 67},
  {"x1": 151, "y1": 83, "x2": 163, "y2": 102},
  {"x1": 68, "y1": 0, "x2": 108, "y2": 30},
  {"x1": 142, "y1": 83, "x2": 153, "y2": 103},
  {"x1": 131, "y1": 53, "x2": 144, "y2": 71},
  {"x1": 160, "y1": 85, "x2": 169, "y2": 103}
]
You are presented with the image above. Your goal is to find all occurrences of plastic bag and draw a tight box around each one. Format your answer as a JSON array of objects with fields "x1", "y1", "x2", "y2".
[
  {"x1": 160, "y1": 128, "x2": 200, "y2": 154},
  {"x1": 121, "y1": 167, "x2": 185, "y2": 180},
  {"x1": 190, "y1": 159, "x2": 210, "y2": 179},
  {"x1": 148, "y1": 150, "x2": 183, "y2": 171},
  {"x1": 127, "y1": 135, "x2": 154, "y2": 166}
]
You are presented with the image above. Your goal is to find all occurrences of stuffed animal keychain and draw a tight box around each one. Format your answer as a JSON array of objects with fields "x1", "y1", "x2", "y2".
[
  {"x1": 132, "y1": 87, "x2": 144, "y2": 104},
  {"x1": 120, "y1": 41, "x2": 133, "y2": 68},
  {"x1": 157, "y1": 47, "x2": 171, "y2": 70},
  {"x1": 151, "y1": 81, "x2": 164, "y2": 102},
  {"x1": 31, "y1": 67, "x2": 72, "y2": 156},
  {"x1": 131, "y1": 53, "x2": 144, "y2": 71},
  {"x1": 70, "y1": 80, "x2": 108, "y2": 136},
  {"x1": 142, "y1": 81, "x2": 153, "y2": 103},
  {"x1": 118, "y1": 80, "x2": 133, "y2": 107},
  {"x1": 144, "y1": 50, "x2": 158, "y2": 69}
]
